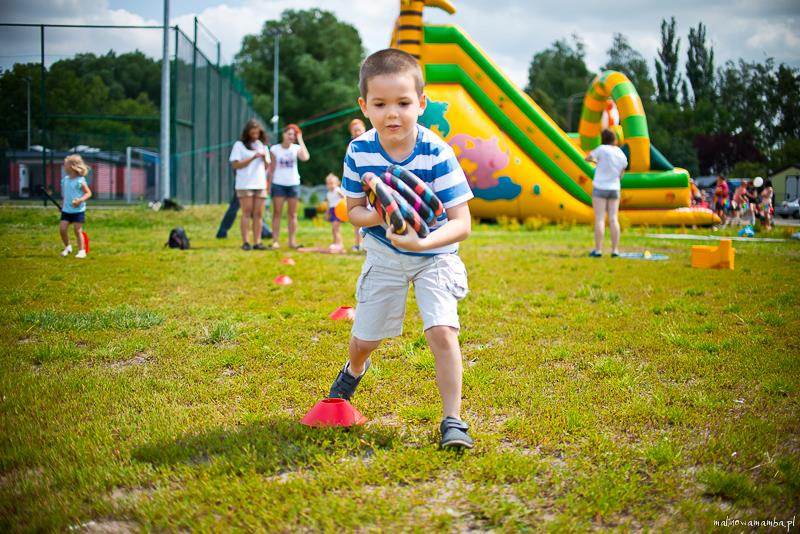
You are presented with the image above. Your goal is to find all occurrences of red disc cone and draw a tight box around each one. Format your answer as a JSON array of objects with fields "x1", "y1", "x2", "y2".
[
  {"x1": 281, "y1": 257, "x2": 296, "y2": 266},
  {"x1": 301, "y1": 398, "x2": 367, "y2": 427},
  {"x1": 329, "y1": 306, "x2": 355, "y2": 321},
  {"x1": 274, "y1": 274, "x2": 293, "y2": 285}
]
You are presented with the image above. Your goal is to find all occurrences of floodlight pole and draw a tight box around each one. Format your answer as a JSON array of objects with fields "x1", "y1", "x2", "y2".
[
  {"x1": 272, "y1": 29, "x2": 280, "y2": 139},
  {"x1": 159, "y1": 0, "x2": 171, "y2": 200}
]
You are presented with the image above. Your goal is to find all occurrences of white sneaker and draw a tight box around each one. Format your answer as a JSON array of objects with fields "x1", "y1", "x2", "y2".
[
  {"x1": 61, "y1": 245, "x2": 73, "y2": 257},
  {"x1": 75, "y1": 249, "x2": 87, "y2": 259}
]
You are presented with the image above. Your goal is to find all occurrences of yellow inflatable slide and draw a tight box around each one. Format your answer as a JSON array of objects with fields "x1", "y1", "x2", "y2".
[{"x1": 391, "y1": 0, "x2": 719, "y2": 225}]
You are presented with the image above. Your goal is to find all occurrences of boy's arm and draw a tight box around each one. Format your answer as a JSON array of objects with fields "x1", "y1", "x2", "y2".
[
  {"x1": 347, "y1": 196, "x2": 383, "y2": 227},
  {"x1": 387, "y1": 202, "x2": 471, "y2": 252}
]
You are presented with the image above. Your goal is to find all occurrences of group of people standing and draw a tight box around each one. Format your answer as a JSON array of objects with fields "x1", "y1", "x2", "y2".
[
  {"x1": 220, "y1": 117, "x2": 370, "y2": 252},
  {"x1": 219, "y1": 120, "x2": 310, "y2": 250},
  {"x1": 695, "y1": 175, "x2": 775, "y2": 230}
]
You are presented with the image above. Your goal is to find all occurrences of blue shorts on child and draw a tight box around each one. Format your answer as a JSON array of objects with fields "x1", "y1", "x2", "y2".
[
  {"x1": 60, "y1": 211, "x2": 85, "y2": 223},
  {"x1": 327, "y1": 207, "x2": 343, "y2": 223}
]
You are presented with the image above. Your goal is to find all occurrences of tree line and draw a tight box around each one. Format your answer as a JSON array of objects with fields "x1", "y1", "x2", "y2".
[
  {"x1": 2, "y1": 10, "x2": 797, "y2": 185},
  {"x1": 525, "y1": 18, "x2": 800, "y2": 178}
]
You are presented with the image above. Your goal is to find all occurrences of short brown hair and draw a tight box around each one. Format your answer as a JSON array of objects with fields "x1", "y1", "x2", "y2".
[
  {"x1": 359, "y1": 48, "x2": 424, "y2": 98},
  {"x1": 601, "y1": 129, "x2": 617, "y2": 145}
]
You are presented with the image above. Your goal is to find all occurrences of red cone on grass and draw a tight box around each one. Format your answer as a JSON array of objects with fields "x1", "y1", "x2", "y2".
[
  {"x1": 281, "y1": 257, "x2": 295, "y2": 266},
  {"x1": 301, "y1": 398, "x2": 367, "y2": 427},
  {"x1": 329, "y1": 306, "x2": 355, "y2": 321},
  {"x1": 274, "y1": 274, "x2": 293, "y2": 285}
]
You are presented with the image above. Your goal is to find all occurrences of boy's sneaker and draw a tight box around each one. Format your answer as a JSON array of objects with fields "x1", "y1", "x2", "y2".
[
  {"x1": 75, "y1": 249, "x2": 87, "y2": 259},
  {"x1": 440, "y1": 417, "x2": 474, "y2": 449},
  {"x1": 589, "y1": 250, "x2": 602, "y2": 258},
  {"x1": 328, "y1": 359, "x2": 370, "y2": 400},
  {"x1": 60, "y1": 245, "x2": 73, "y2": 257},
  {"x1": 241, "y1": 242, "x2": 252, "y2": 251}
]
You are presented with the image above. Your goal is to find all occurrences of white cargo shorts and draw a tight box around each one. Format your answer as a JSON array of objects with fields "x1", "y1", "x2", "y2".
[{"x1": 351, "y1": 234, "x2": 469, "y2": 341}]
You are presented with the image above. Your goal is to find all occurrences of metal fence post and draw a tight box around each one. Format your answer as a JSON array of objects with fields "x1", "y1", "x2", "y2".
[
  {"x1": 217, "y1": 42, "x2": 222, "y2": 203},
  {"x1": 205, "y1": 49, "x2": 211, "y2": 204},
  {"x1": 228, "y1": 69, "x2": 233, "y2": 195},
  {"x1": 170, "y1": 26, "x2": 178, "y2": 201},
  {"x1": 190, "y1": 17, "x2": 197, "y2": 205},
  {"x1": 40, "y1": 25, "x2": 46, "y2": 203}
]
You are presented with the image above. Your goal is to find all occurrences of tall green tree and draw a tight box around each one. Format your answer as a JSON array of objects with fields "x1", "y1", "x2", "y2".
[
  {"x1": 525, "y1": 35, "x2": 592, "y2": 130},
  {"x1": 773, "y1": 64, "x2": 800, "y2": 145},
  {"x1": 602, "y1": 33, "x2": 655, "y2": 103},
  {"x1": 236, "y1": 9, "x2": 365, "y2": 183},
  {"x1": 686, "y1": 22, "x2": 715, "y2": 104},
  {"x1": 655, "y1": 17, "x2": 682, "y2": 104}
]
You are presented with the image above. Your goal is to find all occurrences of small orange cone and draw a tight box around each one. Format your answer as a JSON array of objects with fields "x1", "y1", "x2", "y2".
[
  {"x1": 281, "y1": 257, "x2": 296, "y2": 266},
  {"x1": 329, "y1": 306, "x2": 355, "y2": 321},
  {"x1": 301, "y1": 398, "x2": 367, "y2": 427},
  {"x1": 274, "y1": 274, "x2": 293, "y2": 285}
]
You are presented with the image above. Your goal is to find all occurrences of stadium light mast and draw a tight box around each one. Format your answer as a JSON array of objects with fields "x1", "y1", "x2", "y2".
[
  {"x1": 159, "y1": 0, "x2": 171, "y2": 200},
  {"x1": 268, "y1": 25, "x2": 290, "y2": 139}
]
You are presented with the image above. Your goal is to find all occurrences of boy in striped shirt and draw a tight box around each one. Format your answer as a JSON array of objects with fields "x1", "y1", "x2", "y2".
[{"x1": 328, "y1": 49, "x2": 475, "y2": 449}]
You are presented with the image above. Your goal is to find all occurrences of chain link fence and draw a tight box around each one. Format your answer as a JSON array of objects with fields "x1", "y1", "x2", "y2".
[{"x1": 0, "y1": 21, "x2": 264, "y2": 205}]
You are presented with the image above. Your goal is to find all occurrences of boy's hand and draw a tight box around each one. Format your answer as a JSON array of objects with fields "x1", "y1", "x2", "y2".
[
  {"x1": 386, "y1": 226, "x2": 425, "y2": 251},
  {"x1": 71, "y1": 198, "x2": 81, "y2": 207}
]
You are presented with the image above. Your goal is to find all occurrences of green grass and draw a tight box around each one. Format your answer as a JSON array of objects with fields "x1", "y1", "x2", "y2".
[{"x1": 0, "y1": 204, "x2": 798, "y2": 531}]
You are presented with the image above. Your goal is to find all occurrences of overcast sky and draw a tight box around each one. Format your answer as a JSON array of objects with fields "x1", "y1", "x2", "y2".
[{"x1": 1, "y1": 0, "x2": 798, "y2": 88}]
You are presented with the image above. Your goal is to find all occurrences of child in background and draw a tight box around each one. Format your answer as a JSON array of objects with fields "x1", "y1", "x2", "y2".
[
  {"x1": 761, "y1": 179, "x2": 774, "y2": 231},
  {"x1": 348, "y1": 118, "x2": 367, "y2": 252},
  {"x1": 59, "y1": 154, "x2": 92, "y2": 258},
  {"x1": 324, "y1": 173, "x2": 346, "y2": 252},
  {"x1": 713, "y1": 175, "x2": 729, "y2": 226},
  {"x1": 732, "y1": 181, "x2": 748, "y2": 224},
  {"x1": 329, "y1": 49, "x2": 475, "y2": 449}
]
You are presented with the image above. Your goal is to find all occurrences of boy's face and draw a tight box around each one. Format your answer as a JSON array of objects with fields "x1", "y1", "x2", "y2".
[
  {"x1": 325, "y1": 176, "x2": 336, "y2": 189},
  {"x1": 358, "y1": 72, "x2": 426, "y2": 148}
]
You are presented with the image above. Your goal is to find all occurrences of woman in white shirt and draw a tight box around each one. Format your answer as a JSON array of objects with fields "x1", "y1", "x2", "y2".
[
  {"x1": 585, "y1": 129, "x2": 628, "y2": 257},
  {"x1": 268, "y1": 124, "x2": 310, "y2": 249},
  {"x1": 229, "y1": 119, "x2": 270, "y2": 250}
]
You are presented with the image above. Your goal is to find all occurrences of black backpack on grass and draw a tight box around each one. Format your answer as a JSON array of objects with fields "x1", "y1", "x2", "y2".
[{"x1": 166, "y1": 227, "x2": 190, "y2": 250}]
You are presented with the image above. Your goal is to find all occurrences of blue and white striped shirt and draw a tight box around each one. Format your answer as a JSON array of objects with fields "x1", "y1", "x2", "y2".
[{"x1": 342, "y1": 125, "x2": 473, "y2": 256}]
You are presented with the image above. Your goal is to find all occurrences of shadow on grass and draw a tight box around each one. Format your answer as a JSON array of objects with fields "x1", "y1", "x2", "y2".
[{"x1": 132, "y1": 416, "x2": 401, "y2": 476}]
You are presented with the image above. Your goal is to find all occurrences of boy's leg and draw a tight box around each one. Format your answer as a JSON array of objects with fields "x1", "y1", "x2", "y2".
[
  {"x1": 414, "y1": 254, "x2": 473, "y2": 448},
  {"x1": 59, "y1": 220, "x2": 69, "y2": 246},
  {"x1": 329, "y1": 238, "x2": 408, "y2": 399},
  {"x1": 425, "y1": 325, "x2": 462, "y2": 419},
  {"x1": 348, "y1": 336, "x2": 380, "y2": 376},
  {"x1": 329, "y1": 336, "x2": 380, "y2": 400}
]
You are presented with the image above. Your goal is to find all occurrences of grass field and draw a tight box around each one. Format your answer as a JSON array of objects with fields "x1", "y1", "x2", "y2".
[{"x1": 1, "y1": 205, "x2": 798, "y2": 532}]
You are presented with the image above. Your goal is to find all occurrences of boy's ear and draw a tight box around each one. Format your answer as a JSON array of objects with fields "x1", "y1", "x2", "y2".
[
  {"x1": 358, "y1": 97, "x2": 368, "y2": 118},
  {"x1": 418, "y1": 92, "x2": 427, "y2": 116}
]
